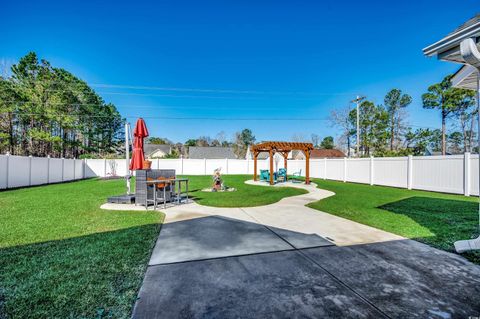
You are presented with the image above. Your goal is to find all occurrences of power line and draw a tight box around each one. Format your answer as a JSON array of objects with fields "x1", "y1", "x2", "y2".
[
  {"x1": 10, "y1": 112, "x2": 331, "y2": 121},
  {"x1": 0, "y1": 89, "x2": 353, "y2": 100},
  {"x1": 0, "y1": 100, "x2": 311, "y2": 109},
  {"x1": 90, "y1": 83, "x2": 356, "y2": 96},
  {"x1": 0, "y1": 82, "x2": 357, "y2": 97}
]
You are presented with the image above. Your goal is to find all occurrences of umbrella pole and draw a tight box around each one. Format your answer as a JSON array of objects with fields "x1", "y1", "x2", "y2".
[{"x1": 125, "y1": 122, "x2": 131, "y2": 195}]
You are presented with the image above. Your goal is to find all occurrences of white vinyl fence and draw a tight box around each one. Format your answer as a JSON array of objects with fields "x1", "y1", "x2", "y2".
[
  {"x1": 0, "y1": 155, "x2": 85, "y2": 189},
  {"x1": 1, "y1": 154, "x2": 478, "y2": 196}
]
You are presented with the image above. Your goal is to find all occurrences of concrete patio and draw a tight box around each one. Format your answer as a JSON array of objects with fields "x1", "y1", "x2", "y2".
[{"x1": 130, "y1": 182, "x2": 480, "y2": 318}]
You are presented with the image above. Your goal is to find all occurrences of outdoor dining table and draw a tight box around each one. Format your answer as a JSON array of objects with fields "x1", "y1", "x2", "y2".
[{"x1": 145, "y1": 178, "x2": 189, "y2": 210}]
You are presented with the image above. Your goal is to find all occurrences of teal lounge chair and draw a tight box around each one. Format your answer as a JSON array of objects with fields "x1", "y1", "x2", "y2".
[
  {"x1": 260, "y1": 169, "x2": 277, "y2": 183},
  {"x1": 260, "y1": 169, "x2": 269, "y2": 181},
  {"x1": 277, "y1": 168, "x2": 287, "y2": 182}
]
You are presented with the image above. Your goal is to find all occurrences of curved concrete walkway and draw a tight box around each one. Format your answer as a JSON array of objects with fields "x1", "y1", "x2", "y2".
[{"x1": 102, "y1": 180, "x2": 403, "y2": 246}]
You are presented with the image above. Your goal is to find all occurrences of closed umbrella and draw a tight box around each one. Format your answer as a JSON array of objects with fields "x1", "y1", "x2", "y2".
[{"x1": 129, "y1": 118, "x2": 149, "y2": 170}]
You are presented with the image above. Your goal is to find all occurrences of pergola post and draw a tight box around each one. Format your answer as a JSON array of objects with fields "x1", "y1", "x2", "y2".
[
  {"x1": 253, "y1": 151, "x2": 258, "y2": 181},
  {"x1": 282, "y1": 151, "x2": 288, "y2": 174},
  {"x1": 269, "y1": 149, "x2": 274, "y2": 185},
  {"x1": 305, "y1": 148, "x2": 310, "y2": 184}
]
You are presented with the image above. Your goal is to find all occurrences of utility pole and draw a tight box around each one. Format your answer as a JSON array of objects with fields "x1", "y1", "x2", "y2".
[{"x1": 351, "y1": 95, "x2": 366, "y2": 157}]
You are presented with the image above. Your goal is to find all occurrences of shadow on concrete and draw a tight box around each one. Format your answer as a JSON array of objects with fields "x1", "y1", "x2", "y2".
[
  {"x1": 303, "y1": 239, "x2": 480, "y2": 318},
  {"x1": 135, "y1": 238, "x2": 480, "y2": 319},
  {"x1": 135, "y1": 250, "x2": 384, "y2": 319},
  {"x1": 379, "y1": 196, "x2": 480, "y2": 263},
  {"x1": 149, "y1": 215, "x2": 333, "y2": 265}
]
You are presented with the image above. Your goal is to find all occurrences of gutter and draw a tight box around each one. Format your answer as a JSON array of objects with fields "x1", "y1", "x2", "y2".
[{"x1": 423, "y1": 21, "x2": 480, "y2": 56}]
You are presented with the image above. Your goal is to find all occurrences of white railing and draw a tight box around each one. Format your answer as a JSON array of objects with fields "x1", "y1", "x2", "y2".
[{"x1": 1, "y1": 154, "x2": 478, "y2": 196}]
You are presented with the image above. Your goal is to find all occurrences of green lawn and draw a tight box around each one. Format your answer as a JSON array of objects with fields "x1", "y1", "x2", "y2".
[
  {"x1": 3, "y1": 175, "x2": 477, "y2": 318},
  {"x1": 0, "y1": 178, "x2": 164, "y2": 319},
  {"x1": 183, "y1": 174, "x2": 307, "y2": 207},
  {"x1": 0, "y1": 175, "x2": 304, "y2": 318},
  {"x1": 308, "y1": 179, "x2": 480, "y2": 264}
]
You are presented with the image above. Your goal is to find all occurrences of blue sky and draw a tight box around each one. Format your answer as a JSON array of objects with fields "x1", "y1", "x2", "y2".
[{"x1": 1, "y1": 0, "x2": 478, "y2": 144}]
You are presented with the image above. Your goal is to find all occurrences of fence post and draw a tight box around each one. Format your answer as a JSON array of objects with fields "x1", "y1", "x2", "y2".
[
  {"x1": 343, "y1": 157, "x2": 347, "y2": 182},
  {"x1": 323, "y1": 158, "x2": 327, "y2": 180},
  {"x1": 369, "y1": 156, "x2": 374, "y2": 185},
  {"x1": 204, "y1": 158, "x2": 207, "y2": 175},
  {"x1": 73, "y1": 158, "x2": 76, "y2": 180},
  {"x1": 157, "y1": 158, "x2": 160, "y2": 170},
  {"x1": 28, "y1": 155, "x2": 33, "y2": 186},
  {"x1": 104, "y1": 158, "x2": 107, "y2": 177},
  {"x1": 181, "y1": 156, "x2": 184, "y2": 175},
  {"x1": 247, "y1": 158, "x2": 249, "y2": 175},
  {"x1": 61, "y1": 158, "x2": 65, "y2": 181},
  {"x1": 225, "y1": 158, "x2": 229, "y2": 174},
  {"x1": 6, "y1": 152, "x2": 10, "y2": 189},
  {"x1": 407, "y1": 155, "x2": 413, "y2": 190},
  {"x1": 83, "y1": 159, "x2": 86, "y2": 179},
  {"x1": 464, "y1": 152, "x2": 471, "y2": 196},
  {"x1": 47, "y1": 155, "x2": 50, "y2": 184}
]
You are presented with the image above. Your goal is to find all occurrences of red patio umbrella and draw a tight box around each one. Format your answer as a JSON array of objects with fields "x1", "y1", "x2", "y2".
[{"x1": 129, "y1": 118, "x2": 149, "y2": 170}]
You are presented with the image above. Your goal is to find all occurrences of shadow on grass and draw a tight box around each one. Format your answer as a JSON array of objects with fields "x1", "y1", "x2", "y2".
[
  {"x1": 0, "y1": 224, "x2": 161, "y2": 319},
  {"x1": 379, "y1": 196, "x2": 480, "y2": 264}
]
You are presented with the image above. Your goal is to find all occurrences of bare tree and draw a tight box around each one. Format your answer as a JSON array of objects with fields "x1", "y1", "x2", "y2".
[
  {"x1": 329, "y1": 106, "x2": 354, "y2": 157},
  {"x1": 384, "y1": 89, "x2": 412, "y2": 150},
  {"x1": 291, "y1": 133, "x2": 307, "y2": 142},
  {"x1": 216, "y1": 131, "x2": 228, "y2": 146},
  {"x1": 311, "y1": 134, "x2": 320, "y2": 148}
]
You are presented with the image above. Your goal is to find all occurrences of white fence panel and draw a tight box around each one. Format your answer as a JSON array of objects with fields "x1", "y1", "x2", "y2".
[
  {"x1": 182, "y1": 159, "x2": 205, "y2": 175},
  {"x1": 288, "y1": 160, "x2": 306, "y2": 176},
  {"x1": 104, "y1": 159, "x2": 124, "y2": 177},
  {"x1": 156, "y1": 159, "x2": 182, "y2": 172},
  {"x1": 84, "y1": 159, "x2": 105, "y2": 177},
  {"x1": 257, "y1": 159, "x2": 269, "y2": 172},
  {"x1": 8, "y1": 155, "x2": 30, "y2": 188},
  {"x1": 412, "y1": 155, "x2": 464, "y2": 194},
  {"x1": 31, "y1": 157, "x2": 49, "y2": 185},
  {"x1": 75, "y1": 159, "x2": 84, "y2": 179},
  {"x1": 374, "y1": 157, "x2": 408, "y2": 188},
  {"x1": 326, "y1": 159, "x2": 344, "y2": 181},
  {"x1": 49, "y1": 158, "x2": 63, "y2": 183},
  {"x1": 470, "y1": 155, "x2": 479, "y2": 196},
  {"x1": 309, "y1": 159, "x2": 324, "y2": 179},
  {"x1": 228, "y1": 159, "x2": 249, "y2": 174},
  {"x1": 113, "y1": 159, "x2": 127, "y2": 177},
  {"x1": 0, "y1": 155, "x2": 8, "y2": 189},
  {"x1": 205, "y1": 159, "x2": 226, "y2": 175},
  {"x1": 63, "y1": 159, "x2": 75, "y2": 181},
  {"x1": 346, "y1": 158, "x2": 370, "y2": 184}
]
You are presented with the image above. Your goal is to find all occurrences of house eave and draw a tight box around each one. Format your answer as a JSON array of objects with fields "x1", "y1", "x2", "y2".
[{"x1": 423, "y1": 21, "x2": 480, "y2": 57}]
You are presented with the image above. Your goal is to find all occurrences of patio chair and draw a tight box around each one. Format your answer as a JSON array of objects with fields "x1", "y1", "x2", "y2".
[
  {"x1": 277, "y1": 168, "x2": 287, "y2": 183},
  {"x1": 260, "y1": 169, "x2": 269, "y2": 181},
  {"x1": 290, "y1": 169, "x2": 302, "y2": 183},
  {"x1": 260, "y1": 169, "x2": 277, "y2": 183}
]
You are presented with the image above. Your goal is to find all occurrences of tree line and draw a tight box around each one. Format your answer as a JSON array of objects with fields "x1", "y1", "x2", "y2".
[
  {"x1": 0, "y1": 52, "x2": 123, "y2": 158},
  {"x1": 330, "y1": 76, "x2": 476, "y2": 157}
]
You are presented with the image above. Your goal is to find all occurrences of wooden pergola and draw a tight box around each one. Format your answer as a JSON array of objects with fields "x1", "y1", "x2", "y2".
[{"x1": 251, "y1": 141, "x2": 314, "y2": 185}]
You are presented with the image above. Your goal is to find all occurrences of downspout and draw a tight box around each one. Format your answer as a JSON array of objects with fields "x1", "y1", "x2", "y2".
[{"x1": 455, "y1": 38, "x2": 480, "y2": 252}]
